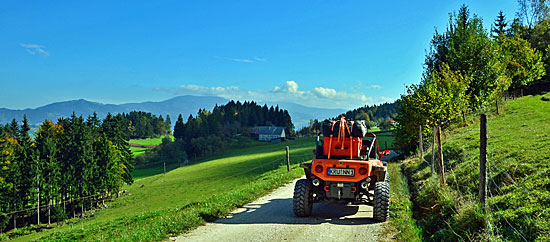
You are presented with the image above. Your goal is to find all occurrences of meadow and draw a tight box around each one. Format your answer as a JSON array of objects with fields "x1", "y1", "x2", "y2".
[{"x1": 12, "y1": 137, "x2": 315, "y2": 241}]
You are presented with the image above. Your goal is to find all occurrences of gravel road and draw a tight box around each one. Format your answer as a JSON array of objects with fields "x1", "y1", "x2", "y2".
[{"x1": 173, "y1": 177, "x2": 382, "y2": 242}]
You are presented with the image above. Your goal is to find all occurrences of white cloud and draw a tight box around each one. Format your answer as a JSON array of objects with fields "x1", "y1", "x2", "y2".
[
  {"x1": 313, "y1": 87, "x2": 337, "y2": 98},
  {"x1": 272, "y1": 81, "x2": 303, "y2": 95},
  {"x1": 215, "y1": 56, "x2": 266, "y2": 63},
  {"x1": 158, "y1": 81, "x2": 391, "y2": 110},
  {"x1": 254, "y1": 57, "x2": 267, "y2": 62},
  {"x1": 20, "y1": 43, "x2": 50, "y2": 56},
  {"x1": 368, "y1": 84, "x2": 383, "y2": 89}
]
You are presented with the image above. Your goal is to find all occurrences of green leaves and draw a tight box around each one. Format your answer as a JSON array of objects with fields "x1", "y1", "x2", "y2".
[{"x1": 498, "y1": 36, "x2": 545, "y2": 90}]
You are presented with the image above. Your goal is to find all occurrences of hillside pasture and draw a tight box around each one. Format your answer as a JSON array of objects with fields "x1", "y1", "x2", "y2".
[{"x1": 403, "y1": 95, "x2": 550, "y2": 241}]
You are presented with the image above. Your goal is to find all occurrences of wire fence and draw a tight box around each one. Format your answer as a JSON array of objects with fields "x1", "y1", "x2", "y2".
[{"x1": 412, "y1": 89, "x2": 550, "y2": 241}]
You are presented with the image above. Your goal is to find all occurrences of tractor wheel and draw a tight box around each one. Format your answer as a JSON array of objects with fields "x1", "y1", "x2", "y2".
[
  {"x1": 385, "y1": 172, "x2": 390, "y2": 183},
  {"x1": 293, "y1": 179, "x2": 313, "y2": 217},
  {"x1": 373, "y1": 181, "x2": 389, "y2": 222}
]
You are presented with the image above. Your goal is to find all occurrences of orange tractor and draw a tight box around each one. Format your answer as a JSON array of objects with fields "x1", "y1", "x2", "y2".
[{"x1": 293, "y1": 117, "x2": 390, "y2": 221}]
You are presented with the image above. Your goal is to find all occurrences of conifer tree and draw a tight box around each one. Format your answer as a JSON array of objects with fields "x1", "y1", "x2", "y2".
[
  {"x1": 173, "y1": 114, "x2": 185, "y2": 140},
  {"x1": 492, "y1": 11, "x2": 508, "y2": 39}
]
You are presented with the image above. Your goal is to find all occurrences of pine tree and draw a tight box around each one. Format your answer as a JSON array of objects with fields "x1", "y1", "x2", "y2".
[
  {"x1": 16, "y1": 116, "x2": 36, "y2": 220},
  {"x1": 492, "y1": 11, "x2": 508, "y2": 40},
  {"x1": 173, "y1": 114, "x2": 185, "y2": 140},
  {"x1": 164, "y1": 115, "x2": 172, "y2": 135}
]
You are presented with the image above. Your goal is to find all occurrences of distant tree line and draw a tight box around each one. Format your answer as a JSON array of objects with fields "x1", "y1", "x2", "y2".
[
  {"x1": 395, "y1": 3, "x2": 549, "y2": 153},
  {"x1": 0, "y1": 113, "x2": 134, "y2": 231},
  {"x1": 123, "y1": 111, "x2": 171, "y2": 139},
  {"x1": 297, "y1": 102, "x2": 397, "y2": 136},
  {"x1": 137, "y1": 100, "x2": 294, "y2": 166}
]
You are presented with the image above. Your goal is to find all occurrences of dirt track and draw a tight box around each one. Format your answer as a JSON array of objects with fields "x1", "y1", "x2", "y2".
[{"x1": 173, "y1": 177, "x2": 382, "y2": 242}]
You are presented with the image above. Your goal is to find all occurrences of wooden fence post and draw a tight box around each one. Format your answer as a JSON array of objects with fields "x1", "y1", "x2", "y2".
[
  {"x1": 521, "y1": 89, "x2": 523, "y2": 97},
  {"x1": 164, "y1": 162, "x2": 166, "y2": 175},
  {"x1": 286, "y1": 146, "x2": 290, "y2": 172},
  {"x1": 496, "y1": 99, "x2": 499, "y2": 115},
  {"x1": 437, "y1": 126, "x2": 445, "y2": 186},
  {"x1": 419, "y1": 125, "x2": 424, "y2": 164},
  {"x1": 431, "y1": 126, "x2": 436, "y2": 177},
  {"x1": 480, "y1": 114, "x2": 488, "y2": 210}
]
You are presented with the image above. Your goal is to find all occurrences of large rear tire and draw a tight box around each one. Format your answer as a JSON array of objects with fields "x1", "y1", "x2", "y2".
[
  {"x1": 293, "y1": 179, "x2": 313, "y2": 217},
  {"x1": 373, "y1": 181, "x2": 389, "y2": 222}
]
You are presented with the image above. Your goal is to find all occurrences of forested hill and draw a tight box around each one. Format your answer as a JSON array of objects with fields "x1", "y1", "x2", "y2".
[
  {"x1": 296, "y1": 102, "x2": 397, "y2": 136},
  {"x1": 338, "y1": 102, "x2": 397, "y2": 127},
  {"x1": 137, "y1": 100, "x2": 293, "y2": 166}
]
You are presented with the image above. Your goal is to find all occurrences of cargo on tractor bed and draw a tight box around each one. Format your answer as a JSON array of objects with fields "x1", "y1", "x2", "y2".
[{"x1": 293, "y1": 116, "x2": 390, "y2": 222}]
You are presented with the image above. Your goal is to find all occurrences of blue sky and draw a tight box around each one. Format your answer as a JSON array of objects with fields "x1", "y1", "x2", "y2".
[{"x1": 0, "y1": 1, "x2": 518, "y2": 110}]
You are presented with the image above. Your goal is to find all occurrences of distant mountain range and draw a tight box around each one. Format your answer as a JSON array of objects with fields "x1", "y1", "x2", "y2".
[{"x1": 0, "y1": 95, "x2": 346, "y2": 130}]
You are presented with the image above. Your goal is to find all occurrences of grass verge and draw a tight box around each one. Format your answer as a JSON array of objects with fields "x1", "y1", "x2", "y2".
[{"x1": 379, "y1": 160, "x2": 422, "y2": 242}]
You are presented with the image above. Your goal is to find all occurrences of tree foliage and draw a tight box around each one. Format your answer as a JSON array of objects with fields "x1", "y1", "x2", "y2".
[
  {"x1": 0, "y1": 113, "x2": 134, "y2": 231},
  {"x1": 499, "y1": 35, "x2": 545, "y2": 89},
  {"x1": 395, "y1": 3, "x2": 549, "y2": 153},
  {"x1": 425, "y1": 5, "x2": 507, "y2": 109},
  {"x1": 122, "y1": 111, "x2": 169, "y2": 139}
]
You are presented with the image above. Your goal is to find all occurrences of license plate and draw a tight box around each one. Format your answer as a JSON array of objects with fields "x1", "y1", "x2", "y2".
[{"x1": 327, "y1": 168, "x2": 354, "y2": 176}]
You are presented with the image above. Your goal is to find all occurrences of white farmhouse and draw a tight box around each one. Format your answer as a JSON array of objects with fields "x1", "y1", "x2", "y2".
[{"x1": 251, "y1": 126, "x2": 286, "y2": 142}]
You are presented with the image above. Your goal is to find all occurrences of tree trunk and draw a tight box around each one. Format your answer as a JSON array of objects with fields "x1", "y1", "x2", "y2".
[
  {"x1": 37, "y1": 177, "x2": 40, "y2": 226},
  {"x1": 48, "y1": 201, "x2": 51, "y2": 226}
]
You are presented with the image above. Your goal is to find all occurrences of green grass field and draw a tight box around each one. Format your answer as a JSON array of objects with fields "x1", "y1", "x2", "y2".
[
  {"x1": 129, "y1": 136, "x2": 174, "y2": 158},
  {"x1": 373, "y1": 130, "x2": 395, "y2": 150},
  {"x1": 12, "y1": 137, "x2": 314, "y2": 241},
  {"x1": 129, "y1": 136, "x2": 173, "y2": 146},
  {"x1": 403, "y1": 94, "x2": 550, "y2": 241}
]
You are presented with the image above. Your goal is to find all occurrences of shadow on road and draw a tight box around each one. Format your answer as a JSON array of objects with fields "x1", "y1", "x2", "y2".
[{"x1": 214, "y1": 198, "x2": 378, "y2": 226}]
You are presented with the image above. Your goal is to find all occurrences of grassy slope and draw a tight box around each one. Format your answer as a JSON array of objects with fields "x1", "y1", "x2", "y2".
[
  {"x1": 14, "y1": 138, "x2": 315, "y2": 241},
  {"x1": 129, "y1": 136, "x2": 173, "y2": 146},
  {"x1": 129, "y1": 136, "x2": 172, "y2": 157},
  {"x1": 404, "y1": 94, "x2": 550, "y2": 241}
]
